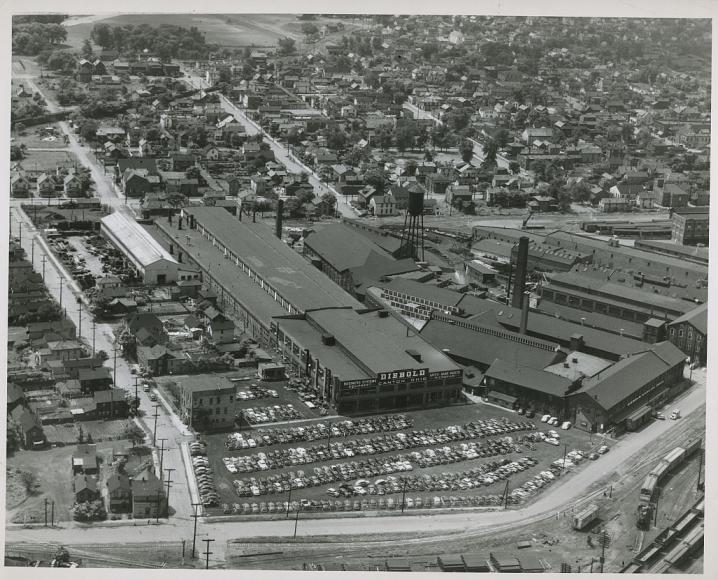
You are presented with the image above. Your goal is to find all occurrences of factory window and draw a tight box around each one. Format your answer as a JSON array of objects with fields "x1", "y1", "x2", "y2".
[
  {"x1": 670, "y1": 328, "x2": 675, "y2": 336},
  {"x1": 688, "y1": 331, "x2": 693, "y2": 340},
  {"x1": 679, "y1": 329, "x2": 684, "y2": 337}
]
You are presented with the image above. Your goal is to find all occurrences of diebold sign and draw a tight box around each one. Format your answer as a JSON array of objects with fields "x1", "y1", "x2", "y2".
[{"x1": 378, "y1": 368, "x2": 428, "y2": 385}]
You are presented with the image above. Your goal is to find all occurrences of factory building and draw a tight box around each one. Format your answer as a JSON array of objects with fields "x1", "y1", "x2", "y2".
[
  {"x1": 100, "y1": 212, "x2": 179, "y2": 285},
  {"x1": 274, "y1": 308, "x2": 463, "y2": 414},
  {"x1": 667, "y1": 304, "x2": 708, "y2": 365}
]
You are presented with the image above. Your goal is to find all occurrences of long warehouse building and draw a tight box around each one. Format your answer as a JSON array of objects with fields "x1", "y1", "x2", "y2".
[{"x1": 100, "y1": 211, "x2": 180, "y2": 285}]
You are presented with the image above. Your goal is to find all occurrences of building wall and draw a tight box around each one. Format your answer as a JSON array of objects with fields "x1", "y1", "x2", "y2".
[
  {"x1": 181, "y1": 386, "x2": 236, "y2": 431},
  {"x1": 668, "y1": 322, "x2": 706, "y2": 364}
]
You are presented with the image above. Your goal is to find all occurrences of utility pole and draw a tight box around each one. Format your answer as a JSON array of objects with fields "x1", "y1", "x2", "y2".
[
  {"x1": 191, "y1": 502, "x2": 202, "y2": 558},
  {"x1": 503, "y1": 479, "x2": 510, "y2": 509},
  {"x1": 697, "y1": 441, "x2": 704, "y2": 492},
  {"x1": 92, "y1": 322, "x2": 97, "y2": 357},
  {"x1": 31, "y1": 237, "x2": 35, "y2": 265},
  {"x1": 286, "y1": 483, "x2": 293, "y2": 518},
  {"x1": 41, "y1": 254, "x2": 47, "y2": 281},
  {"x1": 600, "y1": 529, "x2": 608, "y2": 573},
  {"x1": 44, "y1": 498, "x2": 48, "y2": 527},
  {"x1": 134, "y1": 376, "x2": 140, "y2": 409},
  {"x1": 113, "y1": 345, "x2": 118, "y2": 385},
  {"x1": 158, "y1": 438, "x2": 169, "y2": 477},
  {"x1": 59, "y1": 277, "x2": 63, "y2": 310},
  {"x1": 326, "y1": 422, "x2": 332, "y2": 452},
  {"x1": 164, "y1": 468, "x2": 175, "y2": 516},
  {"x1": 155, "y1": 490, "x2": 162, "y2": 523},
  {"x1": 293, "y1": 507, "x2": 301, "y2": 540},
  {"x1": 77, "y1": 298, "x2": 83, "y2": 338},
  {"x1": 401, "y1": 480, "x2": 408, "y2": 513},
  {"x1": 562, "y1": 443, "x2": 568, "y2": 474},
  {"x1": 51, "y1": 500, "x2": 54, "y2": 527},
  {"x1": 202, "y1": 538, "x2": 215, "y2": 569},
  {"x1": 152, "y1": 404, "x2": 161, "y2": 446}
]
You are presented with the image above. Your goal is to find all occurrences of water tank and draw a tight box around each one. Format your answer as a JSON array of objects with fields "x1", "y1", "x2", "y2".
[{"x1": 408, "y1": 190, "x2": 425, "y2": 216}]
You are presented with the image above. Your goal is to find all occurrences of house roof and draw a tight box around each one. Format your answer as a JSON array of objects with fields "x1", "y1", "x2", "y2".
[
  {"x1": 93, "y1": 389, "x2": 127, "y2": 404},
  {"x1": 74, "y1": 475, "x2": 98, "y2": 494},
  {"x1": 106, "y1": 472, "x2": 131, "y2": 494},
  {"x1": 131, "y1": 468, "x2": 164, "y2": 498}
]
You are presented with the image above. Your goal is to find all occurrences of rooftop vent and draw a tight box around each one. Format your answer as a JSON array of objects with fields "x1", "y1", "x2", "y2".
[
  {"x1": 406, "y1": 349, "x2": 423, "y2": 363},
  {"x1": 321, "y1": 334, "x2": 335, "y2": 346}
]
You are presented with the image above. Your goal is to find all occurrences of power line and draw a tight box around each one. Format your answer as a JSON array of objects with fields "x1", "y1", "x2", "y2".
[
  {"x1": 152, "y1": 404, "x2": 161, "y2": 446},
  {"x1": 190, "y1": 502, "x2": 202, "y2": 559}
]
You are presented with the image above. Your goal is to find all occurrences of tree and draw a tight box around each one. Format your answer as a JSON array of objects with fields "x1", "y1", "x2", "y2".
[
  {"x1": 20, "y1": 470, "x2": 40, "y2": 494},
  {"x1": 166, "y1": 192, "x2": 188, "y2": 209},
  {"x1": 277, "y1": 37, "x2": 296, "y2": 56},
  {"x1": 301, "y1": 23, "x2": 319, "y2": 36},
  {"x1": 509, "y1": 161, "x2": 520, "y2": 174},
  {"x1": 97, "y1": 350, "x2": 109, "y2": 362},
  {"x1": 54, "y1": 547, "x2": 71, "y2": 565},
  {"x1": 326, "y1": 128, "x2": 347, "y2": 151},
  {"x1": 81, "y1": 38, "x2": 93, "y2": 59},
  {"x1": 90, "y1": 23, "x2": 114, "y2": 49},
  {"x1": 363, "y1": 169, "x2": 388, "y2": 193},
  {"x1": 396, "y1": 124, "x2": 416, "y2": 152},
  {"x1": 460, "y1": 138, "x2": 474, "y2": 163},
  {"x1": 80, "y1": 120, "x2": 99, "y2": 143}
]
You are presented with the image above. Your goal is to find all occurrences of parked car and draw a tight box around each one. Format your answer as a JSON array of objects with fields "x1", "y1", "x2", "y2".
[{"x1": 670, "y1": 409, "x2": 681, "y2": 420}]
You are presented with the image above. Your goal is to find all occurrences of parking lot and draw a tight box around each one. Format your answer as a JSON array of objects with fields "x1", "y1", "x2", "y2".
[{"x1": 196, "y1": 402, "x2": 610, "y2": 517}]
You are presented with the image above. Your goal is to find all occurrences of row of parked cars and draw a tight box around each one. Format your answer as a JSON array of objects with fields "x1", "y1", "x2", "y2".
[
  {"x1": 221, "y1": 420, "x2": 531, "y2": 475},
  {"x1": 222, "y1": 492, "x2": 521, "y2": 515},
  {"x1": 237, "y1": 386, "x2": 280, "y2": 401},
  {"x1": 509, "y1": 470, "x2": 558, "y2": 501},
  {"x1": 189, "y1": 440, "x2": 220, "y2": 507},
  {"x1": 240, "y1": 404, "x2": 302, "y2": 424},
  {"x1": 224, "y1": 415, "x2": 413, "y2": 449}
]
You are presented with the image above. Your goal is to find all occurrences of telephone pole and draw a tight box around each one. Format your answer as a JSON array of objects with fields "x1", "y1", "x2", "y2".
[
  {"x1": 158, "y1": 438, "x2": 169, "y2": 477},
  {"x1": 155, "y1": 489, "x2": 162, "y2": 523},
  {"x1": 31, "y1": 237, "x2": 35, "y2": 265},
  {"x1": 164, "y1": 468, "x2": 175, "y2": 516},
  {"x1": 51, "y1": 499, "x2": 54, "y2": 527},
  {"x1": 113, "y1": 345, "x2": 119, "y2": 385},
  {"x1": 202, "y1": 538, "x2": 215, "y2": 569},
  {"x1": 59, "y1": 277, "x2": 63, "y2": 310},
  {"x1": 77, "y1": 298, "x2": 83, "y2": 337},
  {"x1": 191, "y1": 502, "x2": 202, "y2": 558},
  {"x1": 152, "y1": 404, "x2": 161, "y2": 446},
  {"x1": 401, "y1": 479, "x2": 408, "y2": 513},
  {"x1": 293, "y1": 506, "x2": 301, "y2": 540},
  {"x1": 92, "y1": 322, "x2": 97, "y2": 357},
  {"x1": 134, "y1": 376, "x2": 140, "y2": 409},
  {"x1": 41, "y1": 254, "x2": 47, "y2": 281},
  {"x1": 44, "y1": 498, "x2": 48, "y2": 527}
]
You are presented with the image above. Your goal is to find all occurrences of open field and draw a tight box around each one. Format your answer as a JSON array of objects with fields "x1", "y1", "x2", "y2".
[
  {"x1": 62, "y1": 14, "x2": 367, "y2": 51},
  {"x1": 14, "y1": 124, "x2": 67, "y2": 150}
]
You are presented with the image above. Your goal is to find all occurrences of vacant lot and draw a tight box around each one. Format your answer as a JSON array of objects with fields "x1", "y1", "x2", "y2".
[
  {"x1": 18, "y1": 149, "x2": 77, "y2": 173},
  {"x1": 6, "y1": 437, "x2": 142, "y2": 524},
  {"x1": 15, "y1": 123, "x2": 67, "y2": 150},
  {"x1": 200, "y1": 402, "x2": 601, "y2": 517}
]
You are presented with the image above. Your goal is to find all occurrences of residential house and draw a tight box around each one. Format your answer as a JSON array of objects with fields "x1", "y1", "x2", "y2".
[
  {"x1": 370, "y1": 194, "x2": 397, "y2": 217},
  {"x1": 74, "y1": 475, "x2": 100, "y2": 503},
  {"x1": 137, "y1": 345, "x2": 184, "y2": 376},
  {"x1": 72, "y1": 444, "x2": 99, "y2": 475},
  {"x1": 11, "y1": 174, "x2": 30, "y2": 197},
  {"x1": 77, "y1": 366, "x2": 113, "y2": 394},
  {"x1": 10, "y1": 406, "x2": 45, "y2": 449},
  {"x1": 106, "y1": 472, "x2": 132, "y2": 513},
  {"x1": 36, "y1": 173, "x2": 56, "y2": 197},
  {"x1": 93, "y1": 389, "x2": 129, "y2": 419},
  {"x1": 207, "y1": 315, "x2": 235, "y2": 344},
  {"x1": 125, "y1": 312, "x2": 167, "y2": 347},
  {"x1": 131, "y1": 468, "x2": 166, "y2": 518}
]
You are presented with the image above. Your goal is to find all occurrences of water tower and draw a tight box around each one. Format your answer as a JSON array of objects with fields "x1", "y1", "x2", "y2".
[{"x1": 400, "y1": 187, "x2": 425, "y2": 261}]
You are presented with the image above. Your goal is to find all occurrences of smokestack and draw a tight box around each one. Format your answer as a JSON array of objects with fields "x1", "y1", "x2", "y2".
[
  {"x1": 511, "y1": 236, "x2": 529, "y2": 309},
  {"x1": 275, "y1": 199, "x2": 284, "y2": 239},
  {"x1": 520, "y1": 291, "x2": 530, "y2": 335},
  {"x1": 178, "y1": 216, "x2": 183, "y2": 230}
]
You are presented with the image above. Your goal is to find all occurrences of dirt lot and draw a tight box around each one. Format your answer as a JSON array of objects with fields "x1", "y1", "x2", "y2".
[
  {"x1": 200, "y1": 402, "x2": 601, "y2": 517},
  {"x1": 6, "y1": 437, "x2": 144, "y2": 524}
]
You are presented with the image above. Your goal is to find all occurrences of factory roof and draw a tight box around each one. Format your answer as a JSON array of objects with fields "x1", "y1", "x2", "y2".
[
  {"x1": 534, "y1": 301, "x2": 646, "y2": 338},
  {"x1": 546, "y1": 272, "x2": 696, "y2": 315},
  {"x1": 571, "y1": 341, "x2": 686, "y2": 411},
  {"x1": 420, "y1": 316, "x2": 563, "y2": 371},
  {"x1": 494, "y1": 306, "x2": 650, "y2": 358},
  {"x1": 306, "y1": 308, "x2": 460, "y2": 375},
  {"x1": 633, "y1": 240, "x2": 709, "y2": 264},
  {"x1": 304, "y1": 222, "x2": 398, "y2": 272},
  {"x1": 183, "y1": 207, "x2": 362, "y2": 312},
  {"x1": 375, "y1": 278, "x2": 465, "y2": 308},
  {"x1": 543, "y1": 351, "x2": 613, "y2": 380},
  {"x1": 147, "y1": 223, "x2": 287, "y2": 324},
  {"x1": 277, "y1": 316, "x2": 372, "y2": 382},
  {"x1": 484, "y1": 358, "x2": 574, "y2": 397},
  {"x1": 101, "y1": 212, "x2": 177, "y2": 269}
]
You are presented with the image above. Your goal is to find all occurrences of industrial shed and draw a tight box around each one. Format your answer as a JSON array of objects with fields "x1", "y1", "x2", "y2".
[{"x1": 100, "y1": 212, "x2": 179, "y2": 285}]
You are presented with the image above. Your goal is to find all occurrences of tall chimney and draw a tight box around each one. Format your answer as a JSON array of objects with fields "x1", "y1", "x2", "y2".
[
  {"x1": 511, "y1": 236, "x2": 529, "y2": 309},
  {"x1": 275, "y1": 199, "x2": 284, "y2": 239},
  {"x1": 520, "y1": 291, "x2": 530, "y2": 335}
]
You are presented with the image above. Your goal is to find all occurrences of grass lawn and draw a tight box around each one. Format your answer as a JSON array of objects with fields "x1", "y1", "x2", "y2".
[
  {"x1": 199, "y1": 402, "x2": 603, "y2": 516},
  {"x1": 18, "y1": 149, "x2": 78, "y2": 173},
  {"x1": 16, "y1": 124, "x2": 67, "y2": 150}
]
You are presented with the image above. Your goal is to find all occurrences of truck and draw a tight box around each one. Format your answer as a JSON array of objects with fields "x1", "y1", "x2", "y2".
[{"x1": 573, "y1": 503, "x2": 599, "y2": 531}]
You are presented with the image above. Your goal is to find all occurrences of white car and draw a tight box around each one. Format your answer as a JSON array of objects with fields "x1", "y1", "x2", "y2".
[
  {"x1": 561, "y1": 421, "x2": 572, "y2": 430},
  {"x1": 541, "y1": 414, "x2": 551, "y2": 423},
  {"x1": 597, "y1": 445, "x2": 609, "y2": 454}
]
